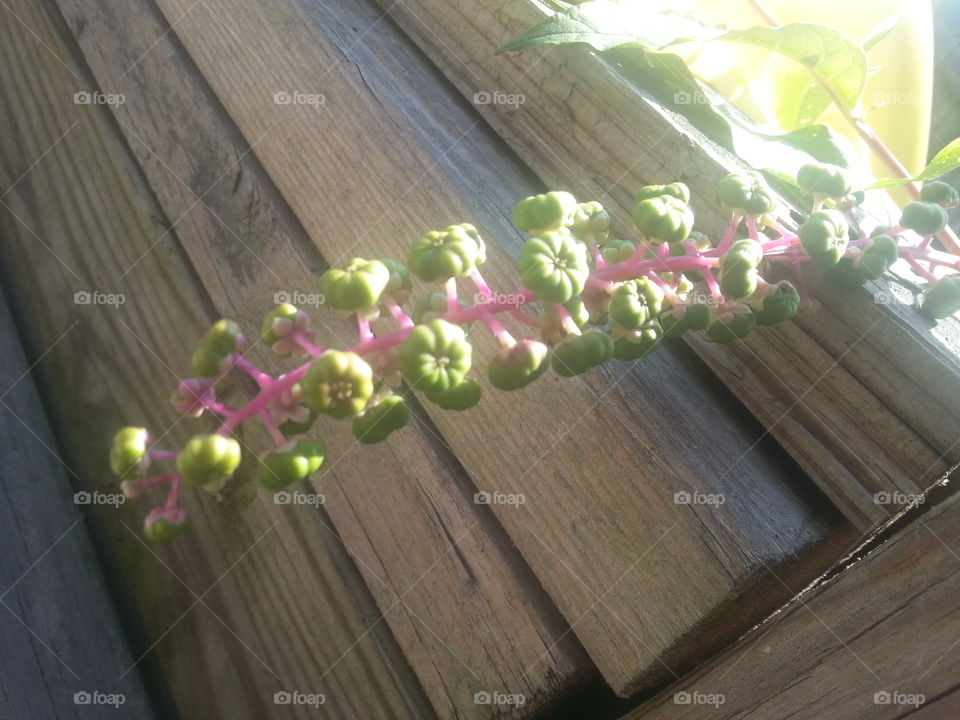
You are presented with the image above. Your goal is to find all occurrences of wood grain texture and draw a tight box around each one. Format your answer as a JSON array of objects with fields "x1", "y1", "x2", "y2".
[
  {"x1": 0, "y1": 2, "x2": 433, "y2": 718},
  {"x1": 621, "y1": 478, "x2": 960, "y2": 720},
  {"x1": 0, "y1": 286, "x2": 160, "y2": 719},
  {"x1": 51, "y1": 0, "x2": 593, "y2": 716},
  {"x1": 153, "y1": 0, "x2": 854, "y2": 695},
  {"x1": 374, "y1": 0, "x2": 960, "y2": 530}
]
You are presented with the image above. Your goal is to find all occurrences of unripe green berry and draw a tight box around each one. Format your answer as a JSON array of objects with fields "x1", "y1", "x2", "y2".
[
  {"x1": 633, "y1": 182, "x2": 690, "y2": 204},
  {"x1": 399, "y1": 319, "x2": 472, "y2": 394},
  {"x1": 353, "y1": 396, "x2": 409, "y2": 444},
  {"x1": 609, "y1": 278, "x2": 664, "y2": 330},
  {"x1": 706, "y1": 305, "x2": 756, "y2": 343},
  {"x1": 571, "y1": 201, "x2": 611, "y2": 243},
  {"x1": 488, "y1": 339, "x2": 550, "y2": 391},
  {"x1": 517, "y1": 231, "x2": 589, "y2": 303},
  {"x1": 427, "y1": 380, "x2": 482, "y2": 410},
  {"x1": 612, "y1": 320, "x2": 662, "y2": 361},
  {"x1": 922, "y1": 276, "x2": 960, "y2": 319},
  {"x1": 258, "y1": 439, "x2": 327, "y2": 490},
  {"x1": 632, "y1": 195, "x2": 694, "y2": 245},
  {"x1": 599, "y1": 238, "x2": 636, "y2": 265},
  {"x1": 110, "y1": 427, "x2": 151, "y2": 478},
  {"x1": 408, "y1": 226, "x2": 481, "y2": 282},
  {"x1": 192, "y1": 319, "x2": 244, "y2": 377},
  {"x1": 302, "y1": 351, "x2": 375, "y2": 418},
  {"x1": 513, "y1": 191, "x2": 578, "y2": 234},
  {"x1": 719, "y1": 239, "x2": 764, "y2": 274},
  {"x1": 143, "y1": 508, "x2": 190, "y2": 543},
  {"x1": 551, "y1": 329, "x2": 614, "y2": 377},
  {"x1": 920, "y1": 181, "x2": 959, "y2": 209},
  {"x1": 716, "y1": 172, "x2": 775, "y2": 216},
  {"x1": 177, "y1": 434, "x2": 242, "y2": 488},
  {"x1": 752, "y1": 281, "x2": 800, "y2": 326},
  {"x1": 380, "y1": 259, "x2": 413, "y2": 304},
  {"x1": 900, "y1": 202, "x2": 949, "y2": 236},
  {"x1": 799, "y1": 210, "x2": 849, "y2": 267},
  {"x1": 321, "y1": 258, "x2": 390, "y2": 312},
  {"x1": 796, "y1": 162, "x2": 852, "y2": 198}
]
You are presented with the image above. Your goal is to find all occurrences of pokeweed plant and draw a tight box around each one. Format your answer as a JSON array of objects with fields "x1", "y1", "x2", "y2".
[{"x1": 111, "y1": 167, "x2": 960, "y2": 541}]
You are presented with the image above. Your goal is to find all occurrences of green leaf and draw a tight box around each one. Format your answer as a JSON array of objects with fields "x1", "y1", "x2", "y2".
[
  {"x1": 762, "y1": 125, "x2": 858, "y2": 168},
  {"x1": 861, "y1": 15, "x2": 901, "y2": 52},
  {"x1": 868, "y1": 139, "x2": 960, "y2": 189},
  {"x1": 498, "y1": 0, "x2": 719, "y2": 53},
  {"x1": 718, "y1": 23, "x2": 868, "y2": 130},
  {"x1": 602, "y1": 45, "x2": 734, "y2": 149}
]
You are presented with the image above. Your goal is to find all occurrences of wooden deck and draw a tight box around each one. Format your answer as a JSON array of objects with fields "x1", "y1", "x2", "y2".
[{"x1": 0, "y1": 1, "x2": 957, "y2": 718}]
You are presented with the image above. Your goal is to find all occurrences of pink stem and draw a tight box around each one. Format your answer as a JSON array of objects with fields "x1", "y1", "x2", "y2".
[
  {"x1": 905, "y1": 257, "x2": 940, "y2": 284},
  {"x1": 387, "y1": 301, "x2": 415, "y2": 329},
  {"x1": 510, "y1": 307, "x2": 541, "y2": 328},
  {"x1": 260, "y1": 409, "x2": 287, "y2": 447},
  {"x1": 202, "y1": 399, "x2": 236, "y2": 420},
  {"x1": 149, "y1": 449, "x2": 178, "y2": 461},
  {"x1": 357, "y1": 315, "x2": 374, "y2": 341},
  {"x1": 218, "y1": 361, "x2": 312, "y2": 434},
  {"x1": 293, "y1": 335, "x2": 324, "y2": 357},
  {"x1": 646, "y1": 272, "x2": 681, "y2": 304},
  {"x1": 701, "y1": 267, "x2": 723, "y2": 304},
  {"x1": 716, "y1": 218, "x2": 740, "y2": 254},
  {"x1": 164, "y1": 476, "x2": 182, "y2": 509},
  {"x1": 231, "y1": 354, "x2": 271, "y2": 388},
  {"x1": 479, "y1": 312, "x2": 516, "y2": 347},
  {"x1": 469, "y1": 268, "x2": 493, "y2": 300},
  {"x1": 744, "y1": 216, "x2": 760, "y2": 241},
  {"x1": 445, "y1": 277, "x2": 459, "y2": 315},
  {"x1": 552, "y1": 303, "x2": 581, "y2": 336}
]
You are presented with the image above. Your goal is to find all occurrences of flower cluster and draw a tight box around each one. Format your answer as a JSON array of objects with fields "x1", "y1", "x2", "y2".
[{"x1": 109, "y1": 166, "x2": 960, "y2": 541}]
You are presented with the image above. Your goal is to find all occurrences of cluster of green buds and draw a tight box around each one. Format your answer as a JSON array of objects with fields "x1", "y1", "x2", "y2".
[{"x1": 107, "y1": 166, "x2": 960, "y2": 541}]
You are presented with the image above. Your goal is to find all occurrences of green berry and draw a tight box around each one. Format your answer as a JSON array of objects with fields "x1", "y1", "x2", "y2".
[
  {"x1": 900, "y1": 202, "x2": 949, "y2": 236},
  {"x1": 408, "y1": 225, "x2": 481, "y2": 281},
  {"x1": 302, "y1": 351, "x2": 375, "y2": 418},
  {"x1": 258, "y1": 439, "x2": 327, "y2": 490},
  {"x1": 633, "y1": 182, "x2": 690, "y2": 204},
  {"x1": 517, "y1": 231, "x2": 589, "y2": 303},
  {"x1": 488, "y1": 339, "x2": 550, "y2": 390},
  {"x1": 260, "y1": 303, "x2": 306, "y2": 356},
  {"x1": 551, "y1": 329, "x2": 614, "y2": 377},
  {"x1": 920, "y1": 181, "x2": 959, "y2": 209},
  {"x1": 716, "y1": 172, "x2": 775, "y2": 216},
  {"x1": 719, "y1": 267, "x2": 759, "y2": 299},
  {"x1": 176, "y1": 434, "x2": 242, "y2": 488},
  {"x1": 352, "y1": 396, "x2": 409, "y2": 444},
  {"x1": 752, "y1": 281, "x2": 800, "y2": 326},
  {"x1": 398, "y1": 319, "x2": 472, "y2": 394},
  {"x1": 191, "y1": 319, "x2": 244, "y2": 377},
  {"x1": 571, "y1": 201, "x2": 611, "y2": 243},
  {"x1": 799, "y1": 210, "x2": 849, "y2": 268},
  {"x1": 321, "y1": 258, "x2": 390, "y2": 312},
  {"x1": 513, "y1": 191, "x2": 578, "y2": 234},
  {"x1": 659, "y1": 302, "x2": 712, "y2": 337},
  {"x1": 857, "y1": 234, "x2": 899, "y2": 280},
  {"x1": 922, "y1": 276, "x2": 960, "y2": 319},
  {"x1": 427, "y1": 380, "x2": 482, "y2": 410},
  {"x1": 796, "y1": 162, "x2": 852, "y2": 199},
  {"x1": 599, "y1": 238, "x2": 636, "y2": 265},
  {"x1": 612, "y1": 320, "x2": 662, "y2": 360},
  {"x1": 719, "y1": 239, "x2": 764, "y2": 274},
  {"x1": 381, "y1": 259, "x2": 413, "y2": 304},
  {"x1": 411, "y1": 291, "x2": 457, "y2": 323},
  {"x1": 110, "y1": 427, "x2": 151, "y2": 478},
  {"x1": 706, "y1": 305, "x2": 756, "y2": 343},
  {"x1": 631, "y1": 195, "x2": 694, "y2": 245},
  {"x1": 279, "y1": 406, "x2": 319, "y2": 436},
  {"x1": 608, "y1": 278, "x2": 664, "y2": 330},
  {"x1": 143, "y1": 508, "x2": 190, "y2": 543}
]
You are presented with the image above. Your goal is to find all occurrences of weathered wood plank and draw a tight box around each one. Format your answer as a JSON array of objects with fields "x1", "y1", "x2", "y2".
[
  {"x1": 0, "y1": 2, "x2": 433, "y2": 718},
  {"x1": 0, "y1": 285, "x2": 161, "y2": 719},
  {"x1": 154, "y1": 0, "x2": 855, "y2": 694},
  {"x1": 622, "y1": 477, "x2": 960, "y2": 719},
  {"x1": 375, "y1": 0, "x2": 960, "y2": 530},
  {"x1": 51, "y1": 0, "x2": 594, "y2": 716}
]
